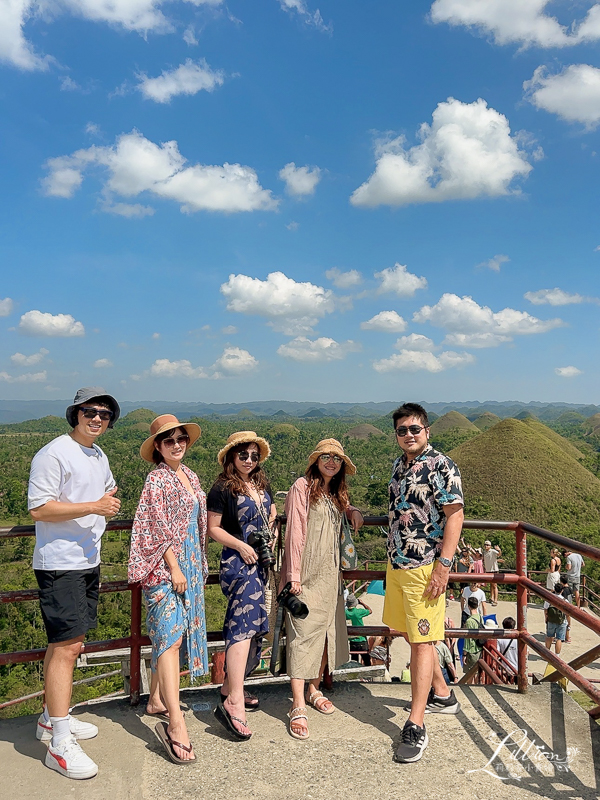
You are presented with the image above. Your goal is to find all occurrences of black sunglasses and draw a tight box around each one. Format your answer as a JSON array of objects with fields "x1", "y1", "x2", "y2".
[
  {"x1": 161, "y1": 434, "x2": 190, "y2": 448},
  {"x1": 237, "y1": 451, "x2": 260, "y2": 463},
  {"x1": 80, "y1": 407, "x2": 114, "y2": 421},
  {"x1": 395, "y1": 424, "x2": 428, "y2": 436}
]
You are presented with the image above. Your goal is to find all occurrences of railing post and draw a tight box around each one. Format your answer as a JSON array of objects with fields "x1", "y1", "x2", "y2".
[
  {"x1": 129, "y1": 583, "x2": 142, "y2": 706},
  {"x1": 515, "y1": 523, "x2": 528, "y2": 693}
]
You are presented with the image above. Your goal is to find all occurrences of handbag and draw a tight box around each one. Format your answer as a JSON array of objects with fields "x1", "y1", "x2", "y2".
[{"x1": 340, "y1": 512, "x2": 358, "y2": 570}]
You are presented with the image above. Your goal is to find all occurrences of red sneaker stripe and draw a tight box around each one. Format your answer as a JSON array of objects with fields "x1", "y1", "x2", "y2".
[{"x1": 50, "y1": 752, "x2": 68, "y2": 770}]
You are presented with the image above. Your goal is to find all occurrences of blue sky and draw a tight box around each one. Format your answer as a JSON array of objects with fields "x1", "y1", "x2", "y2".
[{"x1": 1, "y1": 0, "x2": 599, "y2": 405}]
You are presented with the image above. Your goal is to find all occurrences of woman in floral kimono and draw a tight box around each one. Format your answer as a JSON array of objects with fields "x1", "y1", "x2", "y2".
[{"x1": 129, "y1": 414, "x2": 208, "y2": 765}]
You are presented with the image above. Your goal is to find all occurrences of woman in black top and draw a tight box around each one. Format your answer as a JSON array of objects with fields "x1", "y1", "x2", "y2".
[{"x1": 207, "y1": 431, "x2": 276, "y2": 740}]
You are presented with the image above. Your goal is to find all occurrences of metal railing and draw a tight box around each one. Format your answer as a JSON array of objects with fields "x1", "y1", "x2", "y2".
[{"x1": 2, "y1": 516, "x2": 600, "y2": 716}]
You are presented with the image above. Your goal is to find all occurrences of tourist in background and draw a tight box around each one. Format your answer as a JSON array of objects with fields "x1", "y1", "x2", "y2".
[
  {"x1": 129, "y1": 414, "x2": 208, "y2": 765},
  {"x1": 28, "y1": 387, "x2": 121, "y2": 780},
  {"x1": 281, "y1": 439, "x2": 364, "y2": 740},
  {"x1": 461, "y1": 582, "x2": 487, "y2": 626},
  {"x1": 564, "y1": 549, "x2": 584, "y2": 608},
  {"x1": 207, "y1": 432, "x2": 276, "y2": 741},
  {"x1": 496, "y1": 616, "x2": 518, "y2": 675},
  {"x1": 544, "y1": 583, "x2": 569, "y2": 654},
  {"x1": 483, "y1": 540, "x2": 502, "y2": 605},
  {"x1": 546, "y1": 548, "x2": 561, "y2": 591}
]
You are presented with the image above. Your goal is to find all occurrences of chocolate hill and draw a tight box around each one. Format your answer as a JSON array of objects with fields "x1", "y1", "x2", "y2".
[
  {"x1": 430, "y1": 411, "x2": 479, "y2": 435},
  {"x1": 521, "y1": 417, "x2": 585, "y2": 461},
  {"x1": 448, "y1": 419, "x2": 600, "y2": 541},
  {"x1": 345, "y1": 423, "x2": 386, "y2": 440},
  {"x1": 472, "y1": 412, "x2": 501, "y2": 431}
]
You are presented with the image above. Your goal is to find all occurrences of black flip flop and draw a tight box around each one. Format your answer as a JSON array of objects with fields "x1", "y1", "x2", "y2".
[
  {"x1": 220, "y1": 691, "x2": 260, "y2": 712},
  {"x1": 213, "y1": 701, "x2": 252, "y2": 740},
  {"x1": 154, "y1": 721, "x2": 196, "y2": 765}
]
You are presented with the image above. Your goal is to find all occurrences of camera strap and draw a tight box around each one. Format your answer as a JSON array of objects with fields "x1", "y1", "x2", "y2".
[{"x1": 269, "y1": 605, "x2": 285, "y2": 675}]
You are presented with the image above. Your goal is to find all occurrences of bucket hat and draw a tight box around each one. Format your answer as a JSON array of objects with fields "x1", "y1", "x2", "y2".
[
  {"x1": 65, "y1": 387, "x2": 120, "y2": 429},
  {"x1": 217, "y1": 431, "x2": 271, "y2": 466},
  {"x1": 140, "y1": 414, "x2": 201, "y2": 462},
  {"x1": 307, "y1": 438, "x2": 356, "y2": 475}
]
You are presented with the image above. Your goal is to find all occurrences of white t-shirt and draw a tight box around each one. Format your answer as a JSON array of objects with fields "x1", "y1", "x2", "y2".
[
  {"x1": 462, "y1": 586, "x2": 486, "y2": 607},
  {"x1": 566, "y1": 553, "x2": 583, "y2": 580},
  {"x1": 497, "y1": 638, "x2": 518, "y2": 671},
  {"x1": 28, "y1": 434, "x2": 115, "y2": 570},
  {"x1": 483, "y1": 548, "x2": 500, "y2": 572}
]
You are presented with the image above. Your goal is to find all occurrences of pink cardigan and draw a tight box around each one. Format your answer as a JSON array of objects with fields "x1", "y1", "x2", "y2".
[{"x1": 280, "y1": 476, "x2": 359, "y2": 589}]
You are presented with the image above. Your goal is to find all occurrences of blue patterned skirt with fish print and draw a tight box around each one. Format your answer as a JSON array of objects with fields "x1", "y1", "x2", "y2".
[{"x1": 220, "y1": 493, "x2": 270, "y2": 677}]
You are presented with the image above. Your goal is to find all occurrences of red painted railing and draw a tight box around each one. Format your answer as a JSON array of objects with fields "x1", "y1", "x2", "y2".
[{"x1": 1, "y1": 517, "x2": 600, "y2": 715}]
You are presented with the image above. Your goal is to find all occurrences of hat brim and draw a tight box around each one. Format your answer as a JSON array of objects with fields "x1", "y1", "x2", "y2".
[
  {"x1": 307, "y1": 451, "x2": 356, "y2": 476},
  {"x1": 140, "y1": 422, "x2": 201, "y2": 462},
  {"x1": 217, "y1": 433, "x2": 271, "y2": 466}
]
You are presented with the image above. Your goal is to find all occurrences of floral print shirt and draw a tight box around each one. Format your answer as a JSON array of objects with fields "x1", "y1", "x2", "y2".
[{"x1": 388, "y1": 445, "x2": 463, "y2": 569}]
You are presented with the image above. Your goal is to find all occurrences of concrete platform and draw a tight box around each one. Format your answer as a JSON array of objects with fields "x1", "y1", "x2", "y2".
[{"x1": 0, "y1": 681, "x2": 599, "y2": 800}]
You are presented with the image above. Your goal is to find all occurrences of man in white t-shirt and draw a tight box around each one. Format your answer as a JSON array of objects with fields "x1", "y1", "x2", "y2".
[
  {"x1": 564, "y1": 550, "x2": 584, "y2": 608},
  {"x1": 461, "y1": 583, "x2": 487, "y2": 626},
  {"x1": 28, "y1": 387, "x2": 120, "y2": 780},
  {"x1": 483, "y1": 540, "x2": 502, "y2": 606}
]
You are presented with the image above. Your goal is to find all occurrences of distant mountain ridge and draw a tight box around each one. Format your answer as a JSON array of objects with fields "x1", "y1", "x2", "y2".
[{"x1": 0, "y1": 398, "x2": 598, "y2": 424}]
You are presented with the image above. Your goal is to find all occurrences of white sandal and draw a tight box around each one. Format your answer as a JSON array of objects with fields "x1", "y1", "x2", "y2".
[
  {"x1": 287, "y1": 707, "x2": 309, "y2": 739},
  {"x1": 307, "y1": 690, "x2": 336, "y2": 715}
]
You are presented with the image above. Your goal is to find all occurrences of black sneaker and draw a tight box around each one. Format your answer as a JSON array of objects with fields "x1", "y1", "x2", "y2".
[
  {"x1": 394, "y1": 720, "x2": 428, "y2": 763},
  {"x1": 424, "y1": 687, "x2": 461, "y2": 714}
]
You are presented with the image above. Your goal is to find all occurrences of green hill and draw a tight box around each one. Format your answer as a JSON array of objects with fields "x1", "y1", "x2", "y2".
[
  {"x1": 430, "y1": 411, "x2": 479, "y2": 435},
  {"x1": 585, "y1": 414, "x2": 600, "y2": 436},
  {"x1": 472, "y1": 412, "x2": 501, "y2": 431},
  {"x1": 0, "y1": 415, "x2": 69, "y2": 434},
  {"x1": 449, "y1": 419, "x2": 600, "y2": 552},
  {"x1": 345, "y1": 423, "x2": 386, "y2": 440},
  {"x1": 118, "y1": 408, "x2": 155, "y2": 426},
  {"x1": 521, "y1": 418, "x2": 585, "y2": 461}
]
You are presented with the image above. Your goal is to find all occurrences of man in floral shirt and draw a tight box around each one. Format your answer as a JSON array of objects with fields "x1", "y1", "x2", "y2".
[{"x1": 383, "y1": 402, "x2": 464, "y2": 764}]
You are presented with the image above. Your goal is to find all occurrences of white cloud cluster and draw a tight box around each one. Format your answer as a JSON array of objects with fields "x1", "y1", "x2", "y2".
[
  {"x1": 212, "y1": 347, "x2": 257, "y2": 376},
  {"x1": 373, "y1": 349, "x2": 474, "y2": 373},
  {"x1": 11, "y1": 348, "x2": 49, "y2": 366},
  {"x1": 525, "y1": 65, "x2": 600, "y2": 128},
  {"x1": 220, "y1": 271, "x2": 335, "y2": 334},
  {"x1": 147, "y1": 346, "x2": 257, "y2": 379},
  {"x1": 325, "y1": 268, "x2": 362, "y2": 289},
  {"x1": 278, "y1": 0, "x2": 331, "y2": 33},
  {"x1": 394, "y1": 334, "x2": 435, "y2": 351},
  {"x1": 430, "y1": 0, "x2": 600, "y2": 49},
  {"x1": 524, "y1": 288, "x2": 595, "y2": 305},
  {"x1": 150, "y1": 359, "x2": 209, "y2": 379},
  {"x1": 375, "y1": 263, "x2": 428, "y2": 297},
  {"x1": 477, "y1": 254, "x2": 509, "y2": 272},
  {"x1": 555, "y1": 366, "x2": 583, "y2": 378},
  {"x1": 137, "y1": 58, "x2": 225, "y2": 103},
  {"x1": 277, "y1": 336, "x2": 359, "y2": 362},
  {"x1": 279, "y1": 162, "x2": 322, "y2": 197},
  {"x1": 1, "y1": 0, "x2": 225, "y2": 71},
  {"x1": 94, "y1": 358, "x2": 113, "y2": 368},
  {"x1": 18, "y1": 310, "x2": 85, "y2": 337},
  {"x1": 361, "y1": 311, "x2": 407, "y2": 332},
  {"x1": 42, "y1": 130, "x2": 277, "y2": 214},
  {"x1": 0, "y1": 370, "x2": 47, "y2": 383},
  {"x1": 351, "y1": 98, "x2": 532, "y2": 207},
  {"x1": 413, "y1": 293, "x2": 564, "y2": 347},
  {"x1": 0, "y1": 297, "x2": 14, "y2": 316}
]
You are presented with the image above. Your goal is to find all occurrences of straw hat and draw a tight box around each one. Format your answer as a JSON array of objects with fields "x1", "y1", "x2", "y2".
[
  {"x1": 307, "y1": 438, "x2": 356, "y2": 475},
  {"x1": 140, "y1": 414, "x2": 201, "y2": 462},
  {"x1": 217, "y1": 431, "x2": 271, "y2": 466}
]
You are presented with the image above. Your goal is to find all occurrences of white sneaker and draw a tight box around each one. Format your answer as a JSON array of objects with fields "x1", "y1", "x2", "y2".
[
  {"x1": 45, "y1": 734, "x2": 98, "y2": 780},
  {"x1": 36, "y1": 713, "x2": 99, "y2": 742}
]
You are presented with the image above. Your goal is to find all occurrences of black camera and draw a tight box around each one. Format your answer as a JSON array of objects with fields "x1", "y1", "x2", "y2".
[
  {"x1": 277, "y1": 582, "x2": 309, "y2": 619},
  {"x1": 247, "y1": 529, "x2": 276, "y2": 570}
]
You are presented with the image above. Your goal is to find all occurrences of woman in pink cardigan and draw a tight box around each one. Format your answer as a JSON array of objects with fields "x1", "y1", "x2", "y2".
[{"x1": 280, "y1": 438, "x2": 363, "y2": 739}]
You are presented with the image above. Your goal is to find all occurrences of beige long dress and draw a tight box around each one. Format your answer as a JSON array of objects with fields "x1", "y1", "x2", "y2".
[{"x1": 286, "y1": 497, "x2": 350, "y2": 679}]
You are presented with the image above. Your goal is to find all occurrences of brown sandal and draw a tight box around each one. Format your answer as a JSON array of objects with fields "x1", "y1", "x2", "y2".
[
  {"x1": 154, "y1": 722, "x2": 196, "y2": 765},
  {"x1": 287, "y1": 707, "x2": 309, "y2": 740}
]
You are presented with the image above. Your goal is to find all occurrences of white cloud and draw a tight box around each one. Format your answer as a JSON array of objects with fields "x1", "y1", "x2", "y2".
[
  {"x1": 361, "y1": 311, "x2": 407, "y2": 332},
  {"x1": 525, "y1": 65, "x2": 600, "y2": 128},
  {"x1": 0, "y1": 0, "x2": 52, "y2": 71},
  {"x1": 183, "y1": 26, "x2": 198, "y2": 46},
  {"x1": 60, "y1": 76, "x2": 81, "y2": 92},
  {"x1": 555, "y1": 366, "x2": 583, "y2": 378},
  {"x1": 150, "y1": 358, "x2": 208, "y2": 378},
  {"x1": 375, "y1": 263, "x2": 427, "y2": 297},
  {"x1": 42, "y1": 130, "x2": 277, "y2": 214},
  {"x1": 211, "y1": 346, "x2": 258, "y2": 375},
  {"x1": 413, "y1": 293, "x2": 564, "y2": 345},
  {"x1": 18, "y1": 310, "x2": 85, "y2": 337},
  {"x1": 220, "y1": 271, "x2": 335, "y2": 334},
  {"x1": 277, "y1": 336, "x2": 359, "y2": 362},
  {"x1": 325, "y1": 268, "x2": 362, "y2": 288},
  {"x1": 477, "y1": 254, "x2": 509, "y2": 272},
  {"x1": 373, "y1": 349, "x2": 474, "y2": 373},
  {"x1": 0, "y1": 297, "x2": 14, "y2": 316},
  {"x1": 524, "y1": 288, "x2": 596, "y2": 305},
  {"x1": 278, "y1": 0, "x2": 332, "y2": 33},
  {"x1": 351, "y1": 98, "x2": 532, "y2": 207},
  {"x1": 394, "y1": 334, "x2": 435, "y2": 351},
  {"x1": 102, "y1": 201, "x2": 155, "y2": 218},
  {"x1": 221, "y1": 325, "x2": 237, "y2": 334},
  {"x1": 11, "y1": 348, "x2": 49, "y2": 366},
  {"x1": 279, "y1": 162, "x2": 322, "y2": 196},
  {"x1": 0, "y1": 370, "x2": 47, "y2": 383},
  {"x1": 94, "y1": 358, "x2": 113, "y2": 368},
  {"x1": 430, "y1": 0, "x2": 600, "y2": 49},
  {"x1": 152, "y1": 332, "x2": 160, "y2": 339},
  {"x1": 137, "y1": 58, "x2": 225, "y2": 103},
  {"x1": 85, "y1": 122, "x2": 101, "y2": 137},
  {"x1": 286, "y1": 221, "x2": 299, "y2": 231}
]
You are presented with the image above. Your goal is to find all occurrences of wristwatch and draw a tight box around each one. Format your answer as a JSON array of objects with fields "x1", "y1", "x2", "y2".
[{"x1": 437, "y1": 556, "x2": 452, "y2": 568}]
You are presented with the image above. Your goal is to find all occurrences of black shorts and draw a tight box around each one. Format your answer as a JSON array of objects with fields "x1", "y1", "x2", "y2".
[{"x1": 34, "y1": 566, "x2": 100, "y2": 644}]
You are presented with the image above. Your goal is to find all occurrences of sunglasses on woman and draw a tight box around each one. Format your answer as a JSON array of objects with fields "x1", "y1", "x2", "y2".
[
  {"x1": 237, "y1": 451, "x2": 260, "y2": 463},
  {"x1": 319, "y1": 454, "x2": 342, "y2": 464},
  {"x1": 161, "y1": 434, "x2": 190, "y2": 448}
]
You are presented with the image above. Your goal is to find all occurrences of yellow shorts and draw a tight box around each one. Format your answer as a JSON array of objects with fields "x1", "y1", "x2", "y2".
[{"x1": 382, "y1": 561, "x2": 445, "y2": 644}]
